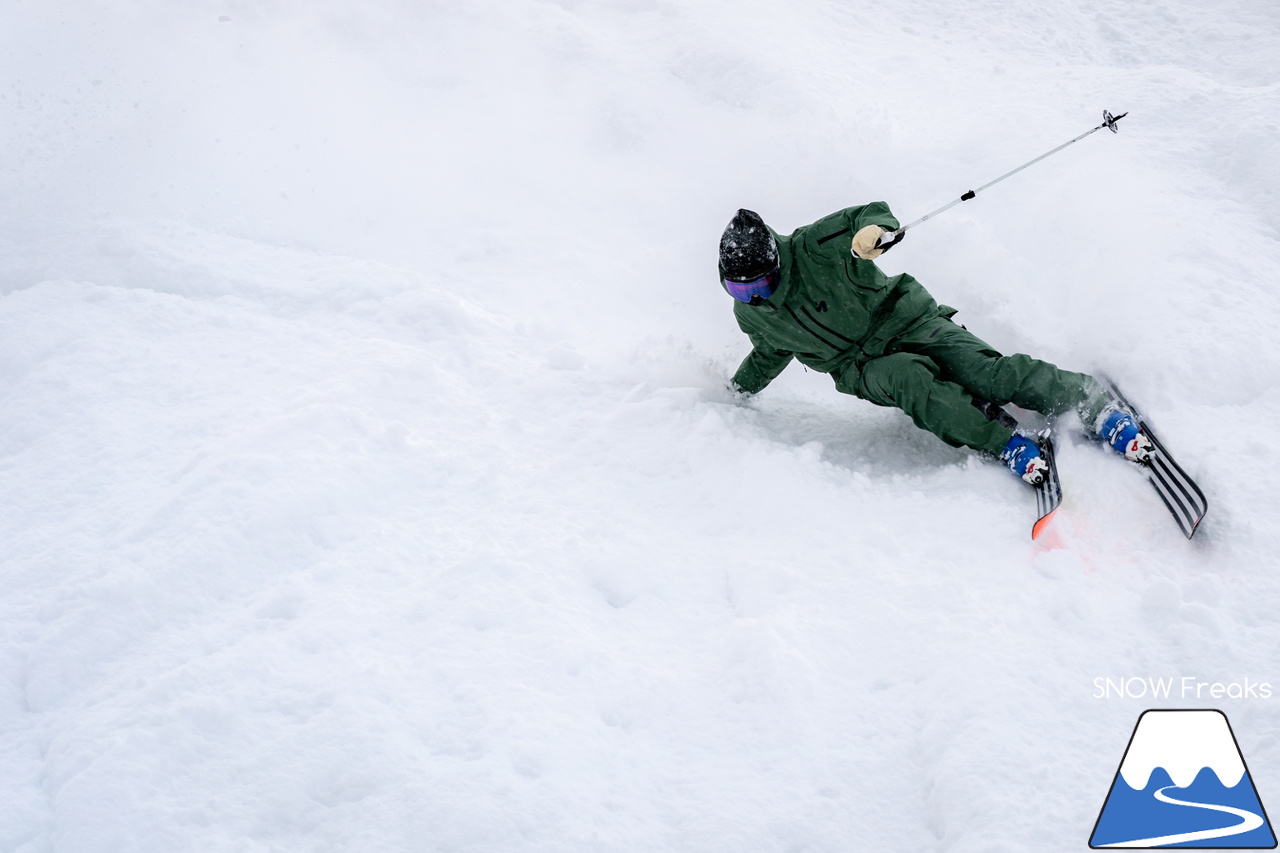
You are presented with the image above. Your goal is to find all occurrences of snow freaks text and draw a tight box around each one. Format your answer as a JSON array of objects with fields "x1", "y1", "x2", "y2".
[{"x1": 1093, "y1": 677, "x2": 1273, "y2": 700}]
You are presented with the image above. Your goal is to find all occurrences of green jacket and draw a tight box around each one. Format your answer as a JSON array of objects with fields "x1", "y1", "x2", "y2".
[{"x1": 729, "y1": 202, "x2": 945, "y2": 396}]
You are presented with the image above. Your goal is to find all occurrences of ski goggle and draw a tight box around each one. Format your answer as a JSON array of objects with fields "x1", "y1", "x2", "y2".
[{"x1": 722, "y1": 268, "x2": 780, "y2": 304}]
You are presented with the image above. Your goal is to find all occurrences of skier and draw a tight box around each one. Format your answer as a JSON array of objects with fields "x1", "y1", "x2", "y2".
[{"x1": 719, "y1": 204, "x2": 1152, "y2": 485}]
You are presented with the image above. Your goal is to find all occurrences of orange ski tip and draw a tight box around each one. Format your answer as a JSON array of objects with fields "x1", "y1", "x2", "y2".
[{"x1": 1032, "y1": 508, "x2": 1059, "y2": 540}]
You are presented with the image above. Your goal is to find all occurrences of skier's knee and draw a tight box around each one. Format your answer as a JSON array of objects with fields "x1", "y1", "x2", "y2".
[{"x1": 859, "y1": 353, "x2": 939, "y2": 406}]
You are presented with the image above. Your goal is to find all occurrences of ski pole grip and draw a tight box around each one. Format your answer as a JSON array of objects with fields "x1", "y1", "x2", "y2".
[{"x1": 875, "y1": 229, "x2": 905, "y2": 252}]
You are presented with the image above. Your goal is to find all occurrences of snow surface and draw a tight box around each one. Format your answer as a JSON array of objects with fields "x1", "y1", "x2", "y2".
[{"x1": 3, "y1": 1, "x2": 1280, "y2": 851}]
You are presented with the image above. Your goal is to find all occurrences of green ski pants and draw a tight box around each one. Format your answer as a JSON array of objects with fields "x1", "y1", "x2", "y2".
[{"x1": 846, "y1": 316, "x2": 1106, "y2": 456}]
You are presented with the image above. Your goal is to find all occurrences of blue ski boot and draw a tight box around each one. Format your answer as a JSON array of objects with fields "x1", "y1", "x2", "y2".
[
  {"x1": 1001, "y1": 433, "x2": 1048, "y2": 485},
  {"x1": 1095, "y1": 405, "x2": 1153, "y2": 463}
]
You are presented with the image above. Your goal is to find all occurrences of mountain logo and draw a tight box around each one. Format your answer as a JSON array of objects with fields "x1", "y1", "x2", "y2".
[{"x1": 1090, "y1": 709, "x2": 1276, "y2": 848}]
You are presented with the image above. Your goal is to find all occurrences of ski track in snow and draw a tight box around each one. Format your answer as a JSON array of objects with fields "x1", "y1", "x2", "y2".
[{"x1": 2, "y1": 1, "x2": 1280, "y2": 851}]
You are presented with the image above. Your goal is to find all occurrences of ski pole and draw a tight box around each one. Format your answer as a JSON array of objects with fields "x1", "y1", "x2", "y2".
[{"x1": 876, "y1": 110, "x2": 1127, "y2": 251}]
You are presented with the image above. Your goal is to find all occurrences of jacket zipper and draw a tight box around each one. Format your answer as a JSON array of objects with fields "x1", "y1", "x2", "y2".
[
  {"x1": 817, "y1": 227, "x2": 851, "y2": 245},
  {"x1": 784, "y1": 305, "x2": 843, "y2": 350},
  {"x1": 799, "y1": 306, "x2": 857, "y2": 344}
]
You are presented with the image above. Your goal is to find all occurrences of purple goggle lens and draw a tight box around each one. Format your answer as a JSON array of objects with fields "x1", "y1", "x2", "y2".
[{"x1": 722, "y1": 269, "x2": 780, "y2": 304}]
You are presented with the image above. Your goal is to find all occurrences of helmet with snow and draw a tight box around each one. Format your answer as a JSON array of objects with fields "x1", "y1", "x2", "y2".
[{"x1": 719, "y1": 209, "x2": 780, "y2": 305}]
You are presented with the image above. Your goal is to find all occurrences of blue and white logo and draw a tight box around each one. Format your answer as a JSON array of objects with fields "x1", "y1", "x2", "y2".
[{"x1": 1090, "y1": 709, "x2": 1276, "y2": 848}]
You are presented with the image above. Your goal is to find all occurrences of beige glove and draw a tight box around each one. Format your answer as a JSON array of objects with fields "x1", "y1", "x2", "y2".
[{"x1": 852, "y1": 225, "x2": 886, "y2": 260}]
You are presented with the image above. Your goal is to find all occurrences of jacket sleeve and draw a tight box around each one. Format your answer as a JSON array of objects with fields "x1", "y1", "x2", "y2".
[
  {"x1": 793, "y1": 202, "x2": 902, "y2": 254},
  {"x1": 845, "y1": 200, "x2": 900, "y2": 233},
  {"x1": 731, "y1": 331, "x2": 794, "y2": 394}
]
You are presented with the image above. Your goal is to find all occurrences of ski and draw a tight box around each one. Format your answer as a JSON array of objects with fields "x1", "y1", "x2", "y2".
[
  {"x1": 977, "y1": 400, "x2": 1061, "y2": 540},
  {"x1": 1032, "y1": 428, "x2": 1062, "y2": 540},
  {"x1": 1099, "y1": 377, "x2": 1208, "y2": 539}
]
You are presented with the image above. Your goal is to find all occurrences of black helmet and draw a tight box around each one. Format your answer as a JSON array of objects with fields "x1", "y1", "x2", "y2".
[{"x1": 719, "y1": 209, "x2": 778, "y2": 282}]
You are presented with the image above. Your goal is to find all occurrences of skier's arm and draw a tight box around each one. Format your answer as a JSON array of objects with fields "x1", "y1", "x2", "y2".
[
  {"x1": 731, "y1": 333, "x2": 793, "y2": 395},
  {"x1": 846, "y1": 200, "x2": 900, "y2": 234},
  {"x1": 847, "y1": 201, "x2": 903, "y2": 260}
]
